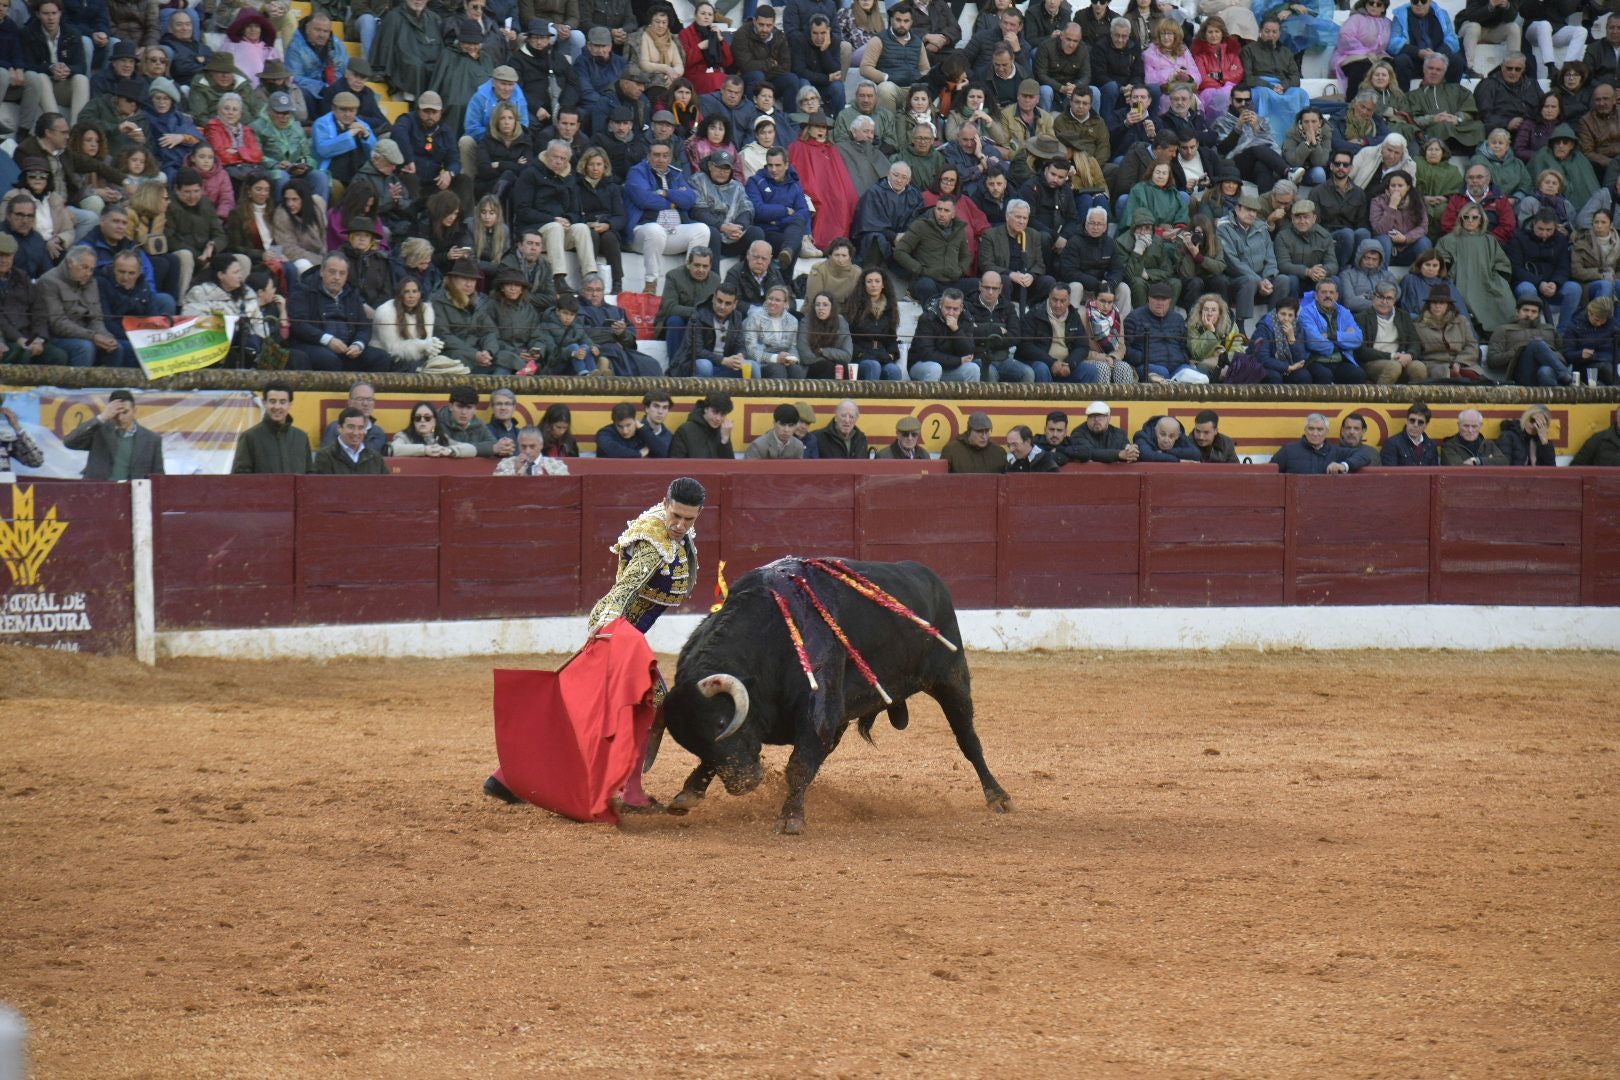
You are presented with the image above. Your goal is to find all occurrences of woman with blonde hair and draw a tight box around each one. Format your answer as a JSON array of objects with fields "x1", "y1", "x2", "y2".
[
  {"x1": 1144, "y1": 19, "x2": 1198, "y2": 95},
  {"x1": 1186, "y1": 292, "x2": 1245, "y2": 380},
  {"x1": 1497, "y1": 404, "x2": 1557, "y2": 466},
  {"x1": 470, "y1": 194, "x2": 510, "y2": 277},
  {"x1": 576, "y1": 147, "x2": 625, "y2": 291},
  {"x1": 1435, "y1": 204, "x2": 1516, "y2": 331},
  {"x1": 127, "y1": 178, "x2": 189, "y2": 298}
]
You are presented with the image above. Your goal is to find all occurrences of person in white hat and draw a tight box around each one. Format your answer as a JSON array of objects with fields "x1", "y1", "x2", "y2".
[{"x1": 1064, "y1": 400, "x2": 1141, "y2": 463}]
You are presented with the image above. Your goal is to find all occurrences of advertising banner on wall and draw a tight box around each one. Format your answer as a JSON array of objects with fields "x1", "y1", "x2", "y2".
[
  {"x1": 0, "y1": 482, "x2": 134, "y2": 655},
  {"x1": 0, "y1": 387, "x2": 261, "y2": 478}
]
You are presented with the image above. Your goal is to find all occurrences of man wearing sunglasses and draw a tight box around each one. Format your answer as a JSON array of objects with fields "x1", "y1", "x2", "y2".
[
  {"x1": 1379, "y1": 401, "x2": 1441, "y2": 466},
  {"x1": 1389, "y1": 0, "x2": 1463, "y2": 88}
]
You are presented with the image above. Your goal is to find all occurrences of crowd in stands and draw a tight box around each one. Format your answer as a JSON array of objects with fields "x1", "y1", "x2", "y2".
[
  {"x1": 0, "y1": 0, "x2": 1615, "y2": 385},
  {"x1": 5, "y1": 382, "x2": 1619, "y2": 477}
]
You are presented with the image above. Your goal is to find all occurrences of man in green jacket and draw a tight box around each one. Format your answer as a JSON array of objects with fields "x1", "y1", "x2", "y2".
[
  {"x1": 941, "y1": 411, "x2": 1007, "y2": 474},
  {"x1": 231, "y1": 382, "x2": 312, "y2": 474},
  {"x1": 167, "y1": 169, "x2": 227, "y2": 265},
  {"x1": 894, "y1": 197, "x2": 974, "y2": 306},
  {"x1": 1572, "y1": 407, "x2": 1620, "y2": 467}
]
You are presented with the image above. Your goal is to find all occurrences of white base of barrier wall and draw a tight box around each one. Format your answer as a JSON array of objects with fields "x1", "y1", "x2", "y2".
[{"x1": 154, "y1": 606, "x2": 1620, "y2": 662}]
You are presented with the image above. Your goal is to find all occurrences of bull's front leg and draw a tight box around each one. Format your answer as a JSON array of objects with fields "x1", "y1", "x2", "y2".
[
  {"x1": 668, "y1": 763, "x2": 715, "y2": 814},
  {"x1": 775, "y1": 737, "x2": 828, "y2": 836}
]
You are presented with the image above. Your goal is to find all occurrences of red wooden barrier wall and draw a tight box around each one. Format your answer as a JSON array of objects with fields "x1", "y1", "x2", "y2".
[{"x1": 149, "y1": 468, "x2": 1620, "y2": 632}]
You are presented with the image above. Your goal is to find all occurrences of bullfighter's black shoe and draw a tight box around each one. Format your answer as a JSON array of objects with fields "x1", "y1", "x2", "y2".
[{"x1": 483, "y1": 775, "x2": 521, "y2": 804}]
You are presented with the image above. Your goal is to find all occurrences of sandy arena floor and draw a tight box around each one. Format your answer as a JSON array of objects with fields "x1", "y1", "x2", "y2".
[{"x1": 1, "y1": 647, "x2": 1617, "y2": 1079}]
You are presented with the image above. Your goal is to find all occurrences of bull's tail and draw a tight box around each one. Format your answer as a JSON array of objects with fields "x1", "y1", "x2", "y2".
[{"x1": 857, "y1": 701, "x2": 910, "y2": 745}]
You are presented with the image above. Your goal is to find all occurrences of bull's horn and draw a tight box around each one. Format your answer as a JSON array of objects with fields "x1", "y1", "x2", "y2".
[{"x1": 698, "y1": 674, "x2": 750, "y2": 741}]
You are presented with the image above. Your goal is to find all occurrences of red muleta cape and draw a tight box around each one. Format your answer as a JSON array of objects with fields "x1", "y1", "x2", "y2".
[{"x1": 491, "y1": 618, "x2": 660, "y2": 825}]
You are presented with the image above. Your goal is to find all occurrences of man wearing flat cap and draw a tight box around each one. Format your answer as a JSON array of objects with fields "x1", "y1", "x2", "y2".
[
  {"x1": 389, "y1": 90, "x2": 473, "y2": 211},
  {"x1": 942, "y1": 412, "x2": 1007, "y2": 474},
  {"x1": 1215, "y1": 193, "x2": 1294, "y2": 323},
  {"x1": 591, "y1": 63, "x2": 651, "y2": 135},
  {"x1": 575, "y1": 26, "x2": 626, "y2": 134},
  {"x1": 320, "y1": 54, "x2": 389, "y2": 130},
  {"x1": 312, "y1": 89, "x2": 378, "y2": 180},
  {"x1": 878, "y1": 415, "x2": 930, "y2": 460}
]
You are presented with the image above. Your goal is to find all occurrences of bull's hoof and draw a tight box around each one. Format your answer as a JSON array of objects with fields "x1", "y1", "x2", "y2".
[
  {"x1": 985, "y1": 789, "x2": 1014, "y2": 814},
  {"x1": 774, "y1": 814, "x2": 805, "y2": 836},
  {"x1": 669, "y1": 789, "x2": 706, "y2": 813},
  {"x1": 610, "y1": 795, "x2": 666, "y2": 817}
]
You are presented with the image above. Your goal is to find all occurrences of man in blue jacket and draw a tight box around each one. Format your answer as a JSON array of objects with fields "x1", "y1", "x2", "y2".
[
  {"x1": 625, "y1": 142, "x2": 707, "y2": 292},
  {"x1": 1297, "y1": 281, "x2": 1367, "y2": 383},
  {"x1": 744, "y1": 147, "x2": 811, "y2": 275},
  {"x1": 288, "y1": 254, "x2": 392, "y2": 373},
  {"x1": 1274, "y1": 412, "x2": 1377, "y2": 473},
  {"x1": 1388, "y1": 0, "x2": 1462, "y2": 87},
  {"x1": 573, "y1": 26, "x2": 625, "y2": 133}
]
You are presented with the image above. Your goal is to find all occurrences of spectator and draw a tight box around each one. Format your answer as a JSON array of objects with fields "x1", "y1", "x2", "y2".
[
  {"x1": 1005, "y1": 424, "x2": 1059, "y2": 473},
  {"x1": 40, "y1": 245, "x2": 115, "y2": 367},
  {"x1": 1275, "y1": 411, "x2": 1372, "y2": 473},
  {"x1": 1442, "y1": 163, "x2": 1518, "y2": 244},
  {"x1": 1275, "y1": 199, "x2": 1341, "y2": 305},
  {"x1": 1497, "y1": 403, "x2": 1557, "y2": 466},
  {"x1": 940, "y1": 410, "x2": 1004, "y2": 473},
  {"x1": 1571, "y1": 406, "x2": 1620, "y2": 465},
  {"x1": 743, "y1": 402, "x2": 806, "y2": 460},
  {"x1": 1510, "y1": 210, "x2": 1581, "y2": 328},
  {"x1": 963, "y1": 273, "x2": 1028, "y2": 384},
  {"x1": 393, "y1": 401, "x2": 477, "y2": 459},
  {"x1": 978, "y1": 199, "x2": 1053, "y2": 308},
  {"x1": 668, "y1": 285, "x2": 746, "y2": 378},
  {"x1": 577, "y1": 274, "x2": 661, "y2": 376},
  {"x1": 180, "y1": 253, "x2": 270, "y2": 367},
  {"x1": 494, "y1": 426, "x2": 570, "y2": 475},
  {"x1": 689, "y1": 148, "x2": 762, "y2": 260},
  {"x1": 844, "y1": 266, "x2": 903, "y2": 380},
  {"x1": 1381, "y1": 401, "x2": 1441, "y2": 465},
  {"x1": 22, "y1": 1, "x2": 90, "y2": 125},
  {"x1": 1185, "y1": 293, "x2": 1244, "y2": 380},
  {"x1": 1439, "y1": 407, "x2": 1508, "y2": 465},
  {"x1": 0, "y1": 392, "x2": 44, "y2": 474},
  {"x1": 640, "y1": 390, "x2": 673, "y2": 457},
  {"x1": 871, "y1": 414, "x2": 923, "y2": 460},
  {"x1": 288, "y1": 253, "x2": 392, "y2": 372},
  {"x1": 484, "y1": 388, "x2": 520, "y2": 455},
  {"x1": 1251, "y1": 296, "x2": 1312, "y2": 383},
  {"x1": 858, "y1": 3, "x2": 928, "y2": 112},
  {"x1": 596, "y1": 402, "x2": 652, "y2": 459},
  {"x1": 656, "y1": 246, "x2": 719, "y2": 364},
  {"x1": 436, "y1": 384, "x2": 498, "y2": 456},
  {"x1": 1355, "y1": 282, "x2": 1428, "y2": 384},
  {"x1": 1134, "y1": 415, "x2": 1199, "y2": 463},
  {"x1": 894, "y1": 196, "x2": 975, "y2": 306},
  {"x1": 535, "y1": 293, "x2": 602, "y2": 375},
  {"x1": 433, "y1": 259, "x2": 500, "y2": 374},
  {"x1": 62, "y1": 388, "x2": 164, "y2": 478},
  {"x1": 1017, "y1": 283, "x2": 1096, "y2": 383},
  {"x1": 1562, "y1": 297, "x2": 1617, "y2": 386},
  {"x1": 313, "y1": 407, "x2": 387, "y2": 474},
  {"x1": 805, "y1": 238, "x2": 862, "y2": 307},
  {"x1": 1217, "y1": 194, "x2": 1294, "y2": 323},
  {"x1": 0, "y1": 234, "x2": 66, "y2": 366},
  {"x1": 1438, "y1": 203, "x2": 1518, "y2": 333},
  {"x1": 486, "y1": 269, "x2": 546, "y2": 377},
  {"x1": 625, "y1": 142, "x2": 706, "y2": 293},
  {"x1": 670, "y1": 392, "x2": 736, "y2": 458},
  {"x1": 1189, "y1": 409, "x2": 1238, "y2": 462},
  {"x1": 721, "y1": 239, "x2": 788, "y2": 315},
  {"x1": 1414, "y1": 282, "x2": 1485, "y2": 378},
  {"x1": 320, "y1": 383, "x2": 389, "y2": 455},
  {"x1": 232, "y1": 381, "x2": 311, "y2": 474},
  {"x1": 909, "y1": 287, "x2": 983, "y2": 383},
  {"x1": 312, "y1": 90, "x2": 378, "y2": 185},
  {"x1": 740, "y1": 283, "x2": 800, "y2": 378},
  {"x1": 1298, "y1": 281, "x2": 1368, "y2": 383},
  {"x1": 1312, "y1": 150, "x2": 1374, "y2": 270},
  {"x1": 1124, "y1": 281, "x2": 1199, "y2": 382},
  {"x1": 1368, "y1": 173, "x2": 1431, "y2": 272},
  {"x1": 1057, "y1": 402, "x2": 1130, "y2": 463},
  {"x1": 795, "y1": 291, "x2": 858, "y2": 380},
  {"x1": 851, "y1": 161, "x2": 923, "y2": 267},
  {"x1": 1490, "y1": 293, "x2": 1568, "y2": 386},
  {"x1": 813, "y1": 398, "x2": 868, "y2": 459},
  {"x1": 1338, "y1": 240, "x2": 1399, "y2": 317}
]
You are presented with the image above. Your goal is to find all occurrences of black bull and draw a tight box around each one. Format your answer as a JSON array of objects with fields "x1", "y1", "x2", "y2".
[{"x1": 658, "y1": 558, "x2": 1012, "y2": 834}]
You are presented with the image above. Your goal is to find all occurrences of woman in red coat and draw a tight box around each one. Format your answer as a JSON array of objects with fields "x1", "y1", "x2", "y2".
[
  {"x1": 679, "y1": 2, "x2": 733, "y2": 96},
  {"x1": 202, "y1": 92, "x2": 265, "y2": 183},
  {"x1": 1191, "y1": 16, "x2": 1244, "y2": 117},
  {"x1": 787, "y1": 115, "x2": 857, "y2": 253}
]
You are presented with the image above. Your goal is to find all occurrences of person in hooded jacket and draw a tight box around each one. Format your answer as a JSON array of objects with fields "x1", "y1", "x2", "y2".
[{"x1": 689, "y1": 149, "x2": 763, "y2": 259}]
